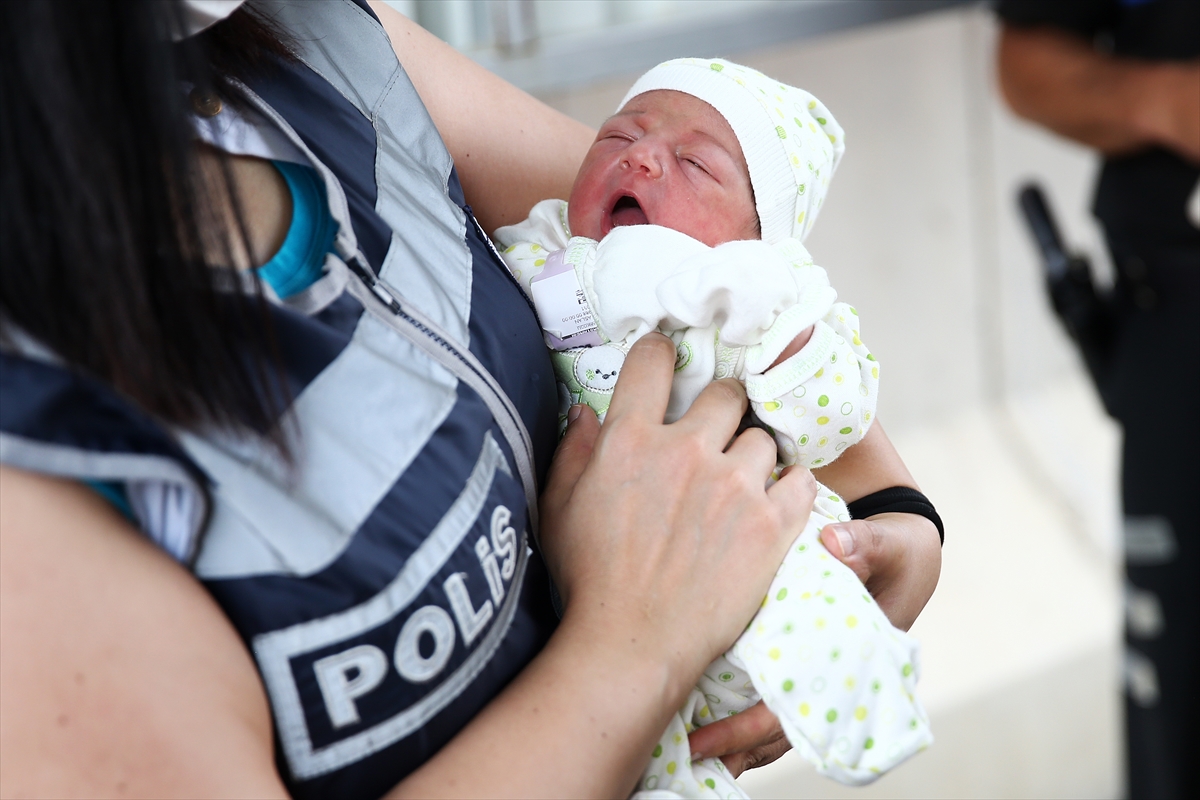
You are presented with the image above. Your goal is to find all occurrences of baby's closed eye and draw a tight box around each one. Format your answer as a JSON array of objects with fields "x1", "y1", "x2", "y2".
[{"x1": 681, "y1": 155, "x2": 714, "y2": 177}]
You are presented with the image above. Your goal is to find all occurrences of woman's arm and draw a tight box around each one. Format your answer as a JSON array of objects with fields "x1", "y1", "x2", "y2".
[
  {"x1": 368, "y1": 1, "x2": 596, "y2": 234},
  {"x1": 0, "y1": 467, "x2": 287, "y2": 798},
  {"x1": 810, "y1": 419, "x2": 914, "y2": 500}
]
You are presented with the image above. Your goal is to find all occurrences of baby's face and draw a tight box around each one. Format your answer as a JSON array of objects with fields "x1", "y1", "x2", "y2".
[{"x1": 567, "y1": 90, "x2": 758, "y2": 248}]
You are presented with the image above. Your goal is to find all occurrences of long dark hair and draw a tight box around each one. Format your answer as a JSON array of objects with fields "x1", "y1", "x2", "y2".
[{"x1": 0, "y1": 0, "x2": 294, "y2": 446}]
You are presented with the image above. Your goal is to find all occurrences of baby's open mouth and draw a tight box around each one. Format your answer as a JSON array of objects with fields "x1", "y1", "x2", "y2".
[{"x1": 611, "y1": 195, "x2": 649, "y2": 228}]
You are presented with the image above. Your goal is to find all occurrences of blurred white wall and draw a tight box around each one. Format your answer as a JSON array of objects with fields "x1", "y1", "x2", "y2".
[{"x1": 532, "y1": 5, "x2": 1124, "y2": 799}]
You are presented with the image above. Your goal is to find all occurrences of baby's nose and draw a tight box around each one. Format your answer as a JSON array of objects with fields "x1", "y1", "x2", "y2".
[{"x1": 621, "y1": 139, "x2": 665, "y2": 178}]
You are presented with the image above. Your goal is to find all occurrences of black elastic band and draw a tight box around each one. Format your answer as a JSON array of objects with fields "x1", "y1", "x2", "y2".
[{"x1": 846, "y1": 486, "x2": 944, "y2": 546}]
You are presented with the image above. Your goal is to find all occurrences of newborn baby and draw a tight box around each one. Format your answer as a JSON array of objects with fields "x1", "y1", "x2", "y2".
[{"x1": 495, "y1": 58, "x2": 931, "y2": 798}]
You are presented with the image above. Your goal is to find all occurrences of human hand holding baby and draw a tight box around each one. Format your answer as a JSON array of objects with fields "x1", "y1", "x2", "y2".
[{"x1": 539, "y1": 335, "x2": 818, "y2": 680}]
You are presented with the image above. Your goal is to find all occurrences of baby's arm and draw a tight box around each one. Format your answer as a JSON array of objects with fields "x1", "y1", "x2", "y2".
[
  {"x1": 748, "y1": 303, "x2": 879, "y2": 469},
  {"x1": 768, "y1": 326, "x2": 815, "y2": 368}
]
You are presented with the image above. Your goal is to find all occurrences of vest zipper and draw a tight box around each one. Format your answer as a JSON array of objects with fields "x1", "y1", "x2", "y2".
[
  {"x1": 343, "y1": 255, "x2": 542, "y2": 544},
  {"x1": 233, "y1": 82, "x2": 541, "y2": 542}
]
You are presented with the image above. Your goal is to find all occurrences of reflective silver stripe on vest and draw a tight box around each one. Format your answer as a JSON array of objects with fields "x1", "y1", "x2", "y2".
[
  {"x1": 238, "y1": 9, "x2": 540, "y2": 542},
  {"x1": 241, "y1": 2, "x2": 540, "y2": 538},
  {"x1": 254, "y1": 432, "x2": 530, "y2": 778},
  {"x1": 258, "y1": 0, "x2": 475, "y2": 347},
  {"x1": 185, "y1": 306, "x2": 459, "y2": 578},
  {"x1": 344, "y1": 271, "x2": 541, "y2": 540}
]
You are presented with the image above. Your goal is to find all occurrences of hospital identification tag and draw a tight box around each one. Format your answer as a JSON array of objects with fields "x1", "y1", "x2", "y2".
[{"x1": 530, "y1": 250, "x2": 600, "y2": 349}]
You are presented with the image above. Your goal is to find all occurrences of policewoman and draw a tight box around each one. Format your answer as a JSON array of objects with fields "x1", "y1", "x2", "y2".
[{"x1": 0, "y1": 2, "x2": 942, "y2": 796}]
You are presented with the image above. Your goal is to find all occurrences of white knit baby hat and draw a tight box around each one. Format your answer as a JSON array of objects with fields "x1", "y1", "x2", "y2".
[{"x1": 619, "y1": 58, "x2": 845, "y2": 245}]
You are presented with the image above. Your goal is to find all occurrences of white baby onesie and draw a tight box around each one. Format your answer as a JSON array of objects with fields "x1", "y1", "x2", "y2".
[{"x1": 495, "y1": 200, "x2": 931, "y2": 796}]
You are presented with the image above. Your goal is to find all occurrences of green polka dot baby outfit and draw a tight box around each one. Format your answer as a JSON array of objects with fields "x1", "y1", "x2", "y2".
[{"x1": 493, "y1": 58, "x2": 931, "y2": 799}]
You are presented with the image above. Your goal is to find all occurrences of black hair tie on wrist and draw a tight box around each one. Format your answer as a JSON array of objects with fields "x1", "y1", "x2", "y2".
[{"x1": 845, "y1": 486, "x2": 944, "y2": 546}]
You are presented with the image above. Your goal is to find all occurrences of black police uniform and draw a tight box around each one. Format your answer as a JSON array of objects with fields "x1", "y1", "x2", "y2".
[{"x1": 997, "y1": 2, "x2": 1199, "y2": 798}]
